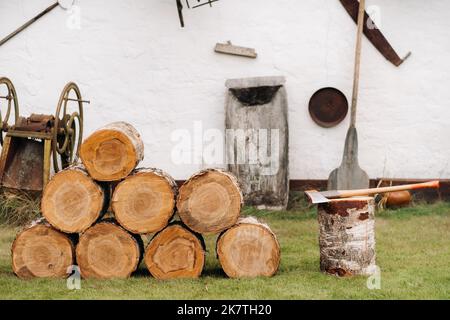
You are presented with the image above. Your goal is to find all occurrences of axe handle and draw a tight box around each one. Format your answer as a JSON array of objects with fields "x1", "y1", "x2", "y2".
[{"x1": 325, "y1": 181, "x2": 440, "y2": 199}]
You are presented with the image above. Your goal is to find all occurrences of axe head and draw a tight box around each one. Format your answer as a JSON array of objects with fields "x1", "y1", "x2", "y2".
[{"x1": 305, "y1": 190, "x2": 330, "y2": 204}]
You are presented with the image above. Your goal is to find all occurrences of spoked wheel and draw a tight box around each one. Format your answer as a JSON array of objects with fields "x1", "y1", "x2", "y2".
[
  {"x1": 53, "y1": 82, "x2": 84, "y2": 173},
  {"x1": 0, "y1": 77, "x2": 19, "y2": 146}
]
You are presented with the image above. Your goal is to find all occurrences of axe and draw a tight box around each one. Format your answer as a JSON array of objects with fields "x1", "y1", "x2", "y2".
[{"x1": 305, "y1": 181, "x2": 440, "y2": 204}]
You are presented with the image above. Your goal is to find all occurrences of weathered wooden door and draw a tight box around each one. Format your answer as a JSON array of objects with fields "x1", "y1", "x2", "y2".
[{"x1": 225, "y1": 76, "x2": 289, "y2": 210}]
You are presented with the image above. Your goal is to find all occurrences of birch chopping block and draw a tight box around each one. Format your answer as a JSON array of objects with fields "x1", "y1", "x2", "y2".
[
  {"x1": 318, "y1": 197, "x2": 377, "y2": 276},
  {"x1": 225, "y1": 76, "x2": 289, "y2": 210}
]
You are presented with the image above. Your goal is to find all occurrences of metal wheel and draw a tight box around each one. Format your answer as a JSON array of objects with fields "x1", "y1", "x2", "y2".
[
  {"x1": 0, "y1": 77, "x2": 20, "y2": 145},
  {"x1": 53, "y1": 82, "x2": 84, "y2": 173}
]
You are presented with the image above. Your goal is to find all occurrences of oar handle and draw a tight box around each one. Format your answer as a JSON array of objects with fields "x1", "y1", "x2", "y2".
[{"x1": 336, "y1": 181, "x2": 440, "y2": 198}]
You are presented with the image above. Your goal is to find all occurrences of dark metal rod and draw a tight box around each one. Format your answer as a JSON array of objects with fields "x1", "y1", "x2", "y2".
[
  {"x1": 64, "y1": 98, "x2": 90, "y2": 104},
  {"x1": 192, "y1": 0, "x2": 219, "y2": 9},
  {"x1": 0, "y1": 2, "x2": 59, "y2": 47}
]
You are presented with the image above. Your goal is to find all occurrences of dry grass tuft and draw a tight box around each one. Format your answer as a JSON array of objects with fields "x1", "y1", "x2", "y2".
[{"x1": 0, "y1": 191, "x2": 41, "y2": 227}]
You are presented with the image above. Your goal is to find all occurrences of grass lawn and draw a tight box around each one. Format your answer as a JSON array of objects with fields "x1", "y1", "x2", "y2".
[{"x1": 0, "y1": 201, "x2": 449, "y2": 300}]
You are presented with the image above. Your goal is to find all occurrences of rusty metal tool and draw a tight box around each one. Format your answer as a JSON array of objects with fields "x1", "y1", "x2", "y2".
[
  {"x1": 176, "y1": 0, "x2": 220, "y2": 27},
  {"x1": 339, "y1": 0, "x2": 411, "y2": 67},
  {"x1": 0, "y1": 77, "x2": 86, "y2": 192},
  {"x1": 0, "y1": 0, "x2": 73, "y2": 47},
  {"x1": 328, "y1": 0, "x2": 369, "y2": 191},
  {"x1": 305, "y1": 181, "x2": 440, "y2": 204}
]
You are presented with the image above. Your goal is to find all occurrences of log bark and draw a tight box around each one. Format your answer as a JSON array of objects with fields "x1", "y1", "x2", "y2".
[
  {"x1": 80, "y1": 122, "x2": 144, "y2": 181},
  {"x1": 318, "y1": 197, "x2": 376, "y2": 276},
  {"x1": 216, "y1": 217, "x2": 280, "y2": 278},
  {"x1": 76, "y1": 220, "x2": 143, "y2": 279},
  {"x1": 112, "y1": 168, "x2": 177, "y2": 234},
  {"x1": 177, "y1": 169, "x2": 243, "y2": 234},
  {"x1": 144, "y1": 223, "x2": 205, "y2": 279},
  {"x1": 41, "y1": 165, "x2": 108, "y2": 233},
  {"x1": 11, "y1": 218, "x2": 76, "y2": 279}
]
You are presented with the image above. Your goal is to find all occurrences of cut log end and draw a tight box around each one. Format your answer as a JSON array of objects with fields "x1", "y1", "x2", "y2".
[
  {"x1": 217, "y1": 217, "x2": 280, "y2": 278},
  {"x1": 318, "y1": 197, "x2": 376, "y2": 277},
  {"x1": 112, "y1": 168, "x2": 177, "y2": 234},
  {"x1": 144, "y1": 224, "x2": 205, "y2": 279},
  {"x1": 12, "y1": 224, "x2": 75, "y2": 279},
  {"x1": 177, "y1": 169, "x2": 243, "y2": 234},
  {"x1": 76, "y1": 221, "x2": 142, "y2": 279},
  {"x1": 41, "y1": 167, "x2": 106, "y2": 233},
  {"x1": 80, "y1": 122, "x2": 144, "y2": 181}
]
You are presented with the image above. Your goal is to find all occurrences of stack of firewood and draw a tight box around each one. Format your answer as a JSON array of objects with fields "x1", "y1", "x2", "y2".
[{"x1": 11, "y1": 122, "x2": 280, "y2": 280}]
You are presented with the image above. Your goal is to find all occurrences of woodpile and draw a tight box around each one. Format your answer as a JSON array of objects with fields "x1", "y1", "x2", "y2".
[
  {"x1": 12, "y1": 122, "x2": 281, "y2": 280},
  {"x1": 217, "y1": 217, "x2": 280, "y2": 278},
  {"x1": 318, "y1": 197, "x2": 376, "y2": 276}
]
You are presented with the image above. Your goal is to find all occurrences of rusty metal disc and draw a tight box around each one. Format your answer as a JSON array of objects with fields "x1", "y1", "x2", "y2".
[{"x1": 309, "y1": 87, "x2": 349, "y2": 128}]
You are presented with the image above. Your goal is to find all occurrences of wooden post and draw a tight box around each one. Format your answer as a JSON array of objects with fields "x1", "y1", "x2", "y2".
[
  {"x1": 225, "y1": 76, "x2": 289, "y2": 210},
  {"x1": 11, "y1": 219, "x2": 76, "y2": 279},
  {"x1": 318, "y1": 197, "x2": 376, "y2": 276}
]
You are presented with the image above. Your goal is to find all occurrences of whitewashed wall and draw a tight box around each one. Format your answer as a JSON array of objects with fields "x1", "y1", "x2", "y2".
[{"x1": 0, "y1": 0, "x2": 449, "y2": 180}]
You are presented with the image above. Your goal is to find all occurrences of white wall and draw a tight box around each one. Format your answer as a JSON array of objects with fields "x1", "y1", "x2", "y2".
[{"x1": 0, "y1": 0, "x2": 449, "y2": 180}]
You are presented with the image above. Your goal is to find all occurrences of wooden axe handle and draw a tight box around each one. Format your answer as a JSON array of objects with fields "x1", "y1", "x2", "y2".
[{"x1": 326, "y1": 181, "x2": 440, "y2": 199}]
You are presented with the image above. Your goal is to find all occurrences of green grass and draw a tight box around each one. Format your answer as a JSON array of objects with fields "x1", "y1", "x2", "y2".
[{"x1": 0, "y1": 201, "x2": 450, "y2": 300}]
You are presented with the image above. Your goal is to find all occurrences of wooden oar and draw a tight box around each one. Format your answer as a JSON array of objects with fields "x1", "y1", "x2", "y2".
[{"x1": 328, "y1": 0, "x2": 369, "y2": 191}]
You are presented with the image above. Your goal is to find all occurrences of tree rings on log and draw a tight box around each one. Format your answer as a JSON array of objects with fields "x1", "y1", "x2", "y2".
[
  {"x1": 112, "y1": 168, "x2": 177, "y2": 234},
  {"x1": 76, "y1": 221, "x2": 143, "y2": 279},
  {"x1": 177, "y1": 169, "x2": 243, "y2": 234},
  {"x1": 80, "y1": 122, "x2": 144, "y2": 181},
  {"x1": 144, "y1": 223, "x2": 205, "y2": 279},
  {"x1": 12, "y1": 220, "x2": 75, "y2": 279},
  {"x1": 216, "y1": 217, "x2": 280, "y2": 278},
  {"x1": 318, "y1": 197, "x2": 376, "y2": 277},
  {"x1": 41, "y1": 166, "x2": 107, "y2": 233}
]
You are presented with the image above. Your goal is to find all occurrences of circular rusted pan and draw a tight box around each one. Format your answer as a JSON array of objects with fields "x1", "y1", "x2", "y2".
[{"x1": 309, "y1": 88, "x2": 348, "y2": 128}]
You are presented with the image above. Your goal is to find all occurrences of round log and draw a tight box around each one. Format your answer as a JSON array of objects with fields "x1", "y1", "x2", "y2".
[
  {"x1": 177, "y1": 169, "x2": 243, "y2": 234},
  {"x1": 318, "y1": 197, "x2": 376, "y2": 277},
  {"x1": 216, "y1": 217, "x2": 280, "y2": 278},
  {"x1": 80, "y1": 122, "x2": 144, "y2": 181},
  {"x1": 76, "y1": 220, "x2": 143, "y2": 279},
  {"x1": 112, "y1": 168, "x2": 177, "y2": 234},
  {"x1": 11, "y1": 219, "x2": 75, "y2": 279},
  {"x1": 144, "y1": 223, "x2": 205, "y2": 279},
  {"x1": 41, "y1": 165, "x2": 107, "y2": 233}
]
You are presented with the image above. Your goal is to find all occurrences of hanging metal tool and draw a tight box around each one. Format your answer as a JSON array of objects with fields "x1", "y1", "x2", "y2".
[
  {"x1": 339, "y1": 0, "x2": 411, "y2": 67},
  {"x1": 0, "y1": 0, "x2": 74, "y2": 47},
  {"x1": 176, "y1": 0, "x2": 220, "y2": 28}
]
